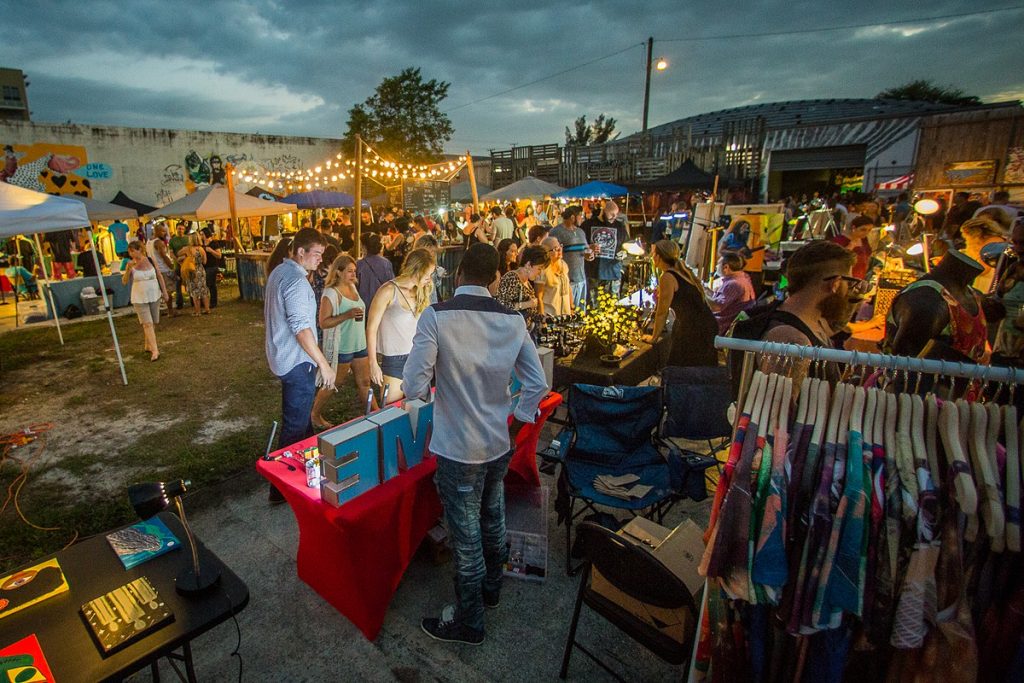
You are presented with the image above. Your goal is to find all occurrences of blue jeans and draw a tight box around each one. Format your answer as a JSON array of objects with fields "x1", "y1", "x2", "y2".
[
  {"x1": 434, "y1": 450, "x2": 513, "y2": 632},
  {"x1": 279, "y1": 362, "x2": 317, "y2": 448},
  {"x1": 570, "y1": 280, "x2": 587, "y2": 311}
]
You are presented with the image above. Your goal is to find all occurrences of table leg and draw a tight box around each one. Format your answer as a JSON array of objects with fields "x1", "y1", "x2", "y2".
[
  {"x1": 183, "y1": 642, "x2": 197, "y2": 683},
  {"x1": 150, "y1": 660, "x2": 161, "y2": 682}
]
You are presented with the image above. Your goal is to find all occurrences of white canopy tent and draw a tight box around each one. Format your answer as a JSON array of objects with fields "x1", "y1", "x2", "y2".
[
  {"x1": 152, "y1": 184, "x2": 297, "y2": 219},
  {"x1": 0, "y1": 182, "x2": 128, "y2": 384},
  {"x1": 480, "y1": 176, "x2": 565, "y2": 202}
]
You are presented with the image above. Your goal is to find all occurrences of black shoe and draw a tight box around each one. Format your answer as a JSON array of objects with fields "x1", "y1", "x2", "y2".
[
  {"x1": 421, "y1": 605, "x2": 484, "y2": 645},
  {"x1": 483, "y1": 590, "x2": 500, "y2": 609},
  {"x1": 268, "y1": 484, "x2": 286, "y2": 505}
]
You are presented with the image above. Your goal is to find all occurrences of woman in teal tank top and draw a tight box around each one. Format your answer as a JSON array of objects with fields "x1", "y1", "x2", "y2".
[{"x1": 310, "y1": 254, "x2": 371, "y2": 430}]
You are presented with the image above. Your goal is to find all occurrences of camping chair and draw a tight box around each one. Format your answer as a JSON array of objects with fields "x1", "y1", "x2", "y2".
[
  {"x1": 559, "y1": 521, "x2": 699, "y2": 681},
  {"x1": 552, "y1": 384, "x2": 683, "y2": 575},
  {"x1": 659, "y1": 365, "x2": 734, "y2": 497}
]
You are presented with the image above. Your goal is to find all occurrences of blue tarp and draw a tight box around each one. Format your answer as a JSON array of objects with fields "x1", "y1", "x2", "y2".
[
  {"x1": 280, "y1": 190, "x2": 369, "y2": 209},
  {"x1": 553, "y1": 180, "x2": 628, "y2": 199}
]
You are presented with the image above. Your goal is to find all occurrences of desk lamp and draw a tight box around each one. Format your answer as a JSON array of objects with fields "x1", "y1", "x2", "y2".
[{"x1": 128, "y1": 480, "x2": 220, "y2": 595}]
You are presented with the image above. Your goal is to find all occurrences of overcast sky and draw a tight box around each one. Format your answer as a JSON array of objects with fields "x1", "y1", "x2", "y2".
[{"x1": 5, "y1": 1, "x2": 1022, "y2": 155}]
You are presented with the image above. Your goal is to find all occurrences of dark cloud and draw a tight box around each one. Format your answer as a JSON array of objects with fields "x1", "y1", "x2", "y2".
[{"x1": 6, "y1": 0, "x2": 1021, "y2": 154}]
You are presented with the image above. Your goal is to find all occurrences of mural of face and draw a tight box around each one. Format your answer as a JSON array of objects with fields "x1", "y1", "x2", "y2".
[{"x1": 209, "y1": 154, "x2": 226, "y2": 185}]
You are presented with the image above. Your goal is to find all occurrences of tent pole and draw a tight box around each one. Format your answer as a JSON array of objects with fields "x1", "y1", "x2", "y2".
[
  {"x1": 88, "y1": 228, "x2": 128, "y2": 386},
  {"x1": 32, "y1": 233, "x2": 63, "y2": 345},
  {"x1": 354, "y1": 135, "x2": 363, "y2": 259},
  {"x1": 466, "y1": 151, "x2": 480, "y2": 210}
]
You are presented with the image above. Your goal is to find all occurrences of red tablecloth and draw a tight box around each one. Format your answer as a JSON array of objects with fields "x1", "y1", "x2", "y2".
[{"x1": 256, "y1": 392, "x2": 562, "y2": 639}]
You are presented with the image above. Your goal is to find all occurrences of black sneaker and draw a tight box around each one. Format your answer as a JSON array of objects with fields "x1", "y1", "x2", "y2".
[
  {"x1": 483, "y1": 590, "x2": 500, "y2": 610},
  {"x1": 421, "y1": 605, "x2": 484, "y2": 645}
]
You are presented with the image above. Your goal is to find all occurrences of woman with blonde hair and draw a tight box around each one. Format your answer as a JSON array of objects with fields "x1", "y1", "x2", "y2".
[
  {"x1": 122, "y1": 240, "x2": 169, "y2": 361},
  {"x1": 366, "y1": 248, "x2": 436, "y2": 403},
  {"x1": 180, "y1": 232, "x2": 210, "y2": 315},
  {"x1": 536, "y1": 236, "x2": 572, "y2": 316},
  {"x1": 310, "y1": 254, "x2": 372, "y2": 429},
  {"x1": 642, "y1": 239, "x2": 718, "y2": 367}
]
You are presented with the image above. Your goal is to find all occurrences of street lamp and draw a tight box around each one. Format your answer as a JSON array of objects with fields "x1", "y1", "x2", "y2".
[{"x1": 642, "y1": 37, "x2": 668, "y2": 132}]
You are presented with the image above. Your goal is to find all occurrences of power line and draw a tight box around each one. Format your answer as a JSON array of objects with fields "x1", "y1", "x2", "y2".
[
  {"x1": 441, "y1": 6, "x2": 1021, "y2": 113},
  {"x1": 658, "y1": 5, "x2": 1024, "y2": 42}
]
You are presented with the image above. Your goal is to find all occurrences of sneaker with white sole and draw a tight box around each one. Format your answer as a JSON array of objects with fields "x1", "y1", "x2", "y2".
[{"x1": 421, "y1": 604, "x2": 484, "y2": 645}]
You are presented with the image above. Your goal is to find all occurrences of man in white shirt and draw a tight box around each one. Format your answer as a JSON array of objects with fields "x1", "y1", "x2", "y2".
[
  {"x1": 490, "y1": 205, "x2": 514, "y2": 242},
  {"x1": 403, "y1": 243, "x2": 548, "y2": 645}
]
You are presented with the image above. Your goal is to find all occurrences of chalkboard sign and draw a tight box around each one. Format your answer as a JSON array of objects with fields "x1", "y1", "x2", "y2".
[{"x1": 403, "y1": 180, "x2": 450, "y2": 214}]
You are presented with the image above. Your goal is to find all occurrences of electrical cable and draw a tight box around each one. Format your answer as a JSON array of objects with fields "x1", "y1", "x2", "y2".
[{"x1": 443, "y1": 5, "x2": 1022, "y2": 113}]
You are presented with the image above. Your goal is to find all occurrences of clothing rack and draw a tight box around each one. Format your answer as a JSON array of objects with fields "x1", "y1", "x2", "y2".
[{"x1": 714, "y1": 335, "x2": 1024, "y2": 385}]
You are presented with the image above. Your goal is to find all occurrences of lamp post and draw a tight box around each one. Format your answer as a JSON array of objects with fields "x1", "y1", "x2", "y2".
[{"x1": 641, "y1": 37, "x2": 669, "y2": 132}]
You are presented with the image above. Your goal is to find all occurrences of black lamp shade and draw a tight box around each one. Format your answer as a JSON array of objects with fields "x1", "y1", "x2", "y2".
[{"x1": 128, "y1": 480, "x2": 189, "y2": 519}]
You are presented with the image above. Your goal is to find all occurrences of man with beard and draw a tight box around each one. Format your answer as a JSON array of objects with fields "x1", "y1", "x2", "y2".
[{"x1": 762, "y1": 240, "x2": 861, "y2": 349}]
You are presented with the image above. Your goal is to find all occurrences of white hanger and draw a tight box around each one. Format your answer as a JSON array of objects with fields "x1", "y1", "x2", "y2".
[
  {"x1": 985, "y1": 402, "x2": 1006, "y2": 553},
  {"x1": 938, "y1": 401, "x2": 978, "y2": 516},
  {"x1": 969, "y1": 402, "x2": 1005, "y2": 547},
  {"x1": 897, "y1": 393, "x2": 920, "y2": 510},
  {"x1": 924, "y1": 394, "x2": 942, "y2": 487}
]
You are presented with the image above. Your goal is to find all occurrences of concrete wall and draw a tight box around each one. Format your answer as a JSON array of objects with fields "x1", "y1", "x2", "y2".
[{"x1": 0, "y1": 120, "x2": 342, "y2": 207}]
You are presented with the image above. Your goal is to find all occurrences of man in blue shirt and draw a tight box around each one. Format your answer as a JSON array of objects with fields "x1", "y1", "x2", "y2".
[
  {"x1": 108, "y1": 219, "x2": 131, "y2": 257},
  {"x1": 404, "y1": 243, "x2": 549, "y2": 644},
  {"x1": 264, "y1": 228, "x2": 337, "y2": 501}
]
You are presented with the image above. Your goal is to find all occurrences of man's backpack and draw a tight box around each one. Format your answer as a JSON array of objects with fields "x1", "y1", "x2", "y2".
[{"x1": 726, "y1": 299, "x2": 821, "y2": 397}]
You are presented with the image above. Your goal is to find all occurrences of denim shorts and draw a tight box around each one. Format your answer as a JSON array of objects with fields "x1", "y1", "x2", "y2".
[
  {"x1": 338, "y1": 348, "x2": 369, "y2": 364},
  {"x1": 379, "y1": 353, "x2": 409, "y2": 378}
]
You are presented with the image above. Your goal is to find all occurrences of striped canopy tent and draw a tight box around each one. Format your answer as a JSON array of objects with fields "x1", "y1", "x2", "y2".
[{"x1": 876, "y1": 173, "x2": 914, "y2": 191}]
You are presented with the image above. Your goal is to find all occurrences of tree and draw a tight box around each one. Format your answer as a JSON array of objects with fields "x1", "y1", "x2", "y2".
[
  {"x1": 342, "y1": 68, "x2": 454, "y2": 163},
  {"x1": 564, "y1": 113, "x2": 618, "y2": 146},
  {"x1": 876, "y1": 79, "x2": 981, "y2": 106}
]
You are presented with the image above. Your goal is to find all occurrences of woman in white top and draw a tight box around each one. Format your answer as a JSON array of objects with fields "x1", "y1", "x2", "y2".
[
  {"x1": 121, "y1": 240, "x2": 168, "y2": 361},
  {"x1": 311, "y1": 254, "x2": 372, "y2": 430},
  {"x1": 365, "y1": 248, "x2": 436, "y2": 403},
  {"x1": 536, "y1": 236, "x2": 572, "y2": 316}
]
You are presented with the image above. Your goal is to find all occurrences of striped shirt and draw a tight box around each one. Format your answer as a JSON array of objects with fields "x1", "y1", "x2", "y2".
[
  {"x1": 402, "y1": 285, "x2": 549, "y2": 464},
  {"x1": 264, "y1": 258, "x2": 316, "y2": 377}
]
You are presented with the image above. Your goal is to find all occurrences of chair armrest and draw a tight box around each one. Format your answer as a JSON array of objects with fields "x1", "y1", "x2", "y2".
[{"x1": 539, "y1": 427, "x2": 573, "y2": 464}]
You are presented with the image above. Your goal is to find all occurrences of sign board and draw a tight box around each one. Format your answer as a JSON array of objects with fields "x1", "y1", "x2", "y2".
[
  {"x1": 943, "y1": 160, "x2": 997, "y2": 186},
  {"x1": 402, "y1": 180, "x2": 450, "y2": 214},
  {"x1": 82, "y1": 163, "x2": 113, "y2": 180}
]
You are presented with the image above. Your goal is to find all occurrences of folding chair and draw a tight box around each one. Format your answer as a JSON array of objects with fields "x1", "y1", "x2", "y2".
[
  {"x1": 553, "y1": 384, "x2": 683, "y2": 575},
  {"x1": 659, "y1": 365, "x2": 734, "y2": 497},
  {"x1": 559, "y1": 521, "x2": 698, "y2": 681}
]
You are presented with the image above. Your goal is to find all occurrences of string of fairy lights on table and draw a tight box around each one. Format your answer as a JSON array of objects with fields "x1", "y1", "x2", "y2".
[{"x1": 241, "y1": 141, "x2": 467, "y2": 194}]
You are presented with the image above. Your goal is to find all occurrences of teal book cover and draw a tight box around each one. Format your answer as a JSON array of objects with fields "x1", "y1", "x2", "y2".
[{"x1": 105, "y1": 517, "x2": 181, "y2": 570}]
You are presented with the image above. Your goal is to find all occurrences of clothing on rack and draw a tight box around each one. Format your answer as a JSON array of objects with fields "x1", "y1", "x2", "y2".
[{"x1": 696, "y1": 338, "x2": 1024, "y2": 683}]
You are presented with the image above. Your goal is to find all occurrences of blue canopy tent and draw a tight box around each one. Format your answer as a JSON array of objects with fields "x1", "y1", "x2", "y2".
[
  {"x1": 280, "y1": 190, "x2": 369, "y2": 209},
  {"x1": 554, "y1": 180, "x2": 628, "y2": 199}
]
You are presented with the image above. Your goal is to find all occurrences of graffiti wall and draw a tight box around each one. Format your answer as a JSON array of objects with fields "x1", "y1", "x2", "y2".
[
  {"x1": 0, "y1": 120, "x2": 341, "y2": 207},
  {"x1": 1, "y1": 142, "x2": 97, "y2": 197}
]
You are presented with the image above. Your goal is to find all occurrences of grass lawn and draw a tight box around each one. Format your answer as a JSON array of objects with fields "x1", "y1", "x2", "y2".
[{"x1": 0, "y1": 289, "x2": 363, "y2": 572}]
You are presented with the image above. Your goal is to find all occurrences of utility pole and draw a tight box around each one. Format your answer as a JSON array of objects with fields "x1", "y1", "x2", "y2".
[
  {"x1": 642, "y1": 36, "x2": 654, "y2": 132},
  {"x1": 353, "y1": 134, "x2": 362, "y2": 258}
]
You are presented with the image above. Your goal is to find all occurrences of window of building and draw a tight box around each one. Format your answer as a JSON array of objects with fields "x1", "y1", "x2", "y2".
[{"x1": 3, "y1": 85, "x2": 23, "y2": 105}]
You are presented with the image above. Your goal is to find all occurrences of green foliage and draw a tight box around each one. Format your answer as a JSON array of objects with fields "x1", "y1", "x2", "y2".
[
  {"x1": 342, "y1": 67, "x2": 454, "y2": 164},
  {"x1": 565, "y1": 113, "x2": 618, "y2": 146},
  {"x1": 876, "y1": 79, "x2": 981, "y2": 106}
]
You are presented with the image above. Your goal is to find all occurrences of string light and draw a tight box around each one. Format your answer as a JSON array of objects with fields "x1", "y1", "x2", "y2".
[{"x1": 242, "y1": 141, "x2": 469, "y2": 194}]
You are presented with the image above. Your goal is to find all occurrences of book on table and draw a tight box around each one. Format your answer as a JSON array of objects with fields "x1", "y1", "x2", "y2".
[
  {"x1": 0, "y1": 633, "x2": 56, "y2": 682},
  {"x1": 105, "y1": 516, "x2": 181, "y2": 570},
  {"x1": 80, "y1": 577, "x2": 173, "y2": 656},
  {"x1": 0, "y1": 558, "x2": 70, "y2": 621}
]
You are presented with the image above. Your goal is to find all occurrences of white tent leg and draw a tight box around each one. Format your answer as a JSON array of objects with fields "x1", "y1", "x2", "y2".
[
  {"x1": 88, "y1": 228, "x2": 128, "y2": 386},
  {"x1": 33, "y1": 233, "x2": 63, "y2": 345}
]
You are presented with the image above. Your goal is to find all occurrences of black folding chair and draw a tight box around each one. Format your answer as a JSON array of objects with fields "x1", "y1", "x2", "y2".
[{"x1": 559, "y1": 521, "x2": 699, "y2": 681}]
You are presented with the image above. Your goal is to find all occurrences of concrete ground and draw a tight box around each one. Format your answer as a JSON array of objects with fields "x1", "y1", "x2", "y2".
[{"x1": 128, "y1": 431, "x2": 712, "y2": 683}]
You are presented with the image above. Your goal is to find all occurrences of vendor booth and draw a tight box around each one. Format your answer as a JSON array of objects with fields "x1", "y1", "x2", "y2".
[{"x1": 0, "y1": 182, "x2": 129, "y2": 384}]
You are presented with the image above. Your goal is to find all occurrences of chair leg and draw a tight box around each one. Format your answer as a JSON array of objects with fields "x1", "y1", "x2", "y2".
[
  {"x1": 559, "y1": 566, "x2": 588, "y2": 679},
  {"x1": 564, "y1": 496, "x2": 577, "y2": 576}
]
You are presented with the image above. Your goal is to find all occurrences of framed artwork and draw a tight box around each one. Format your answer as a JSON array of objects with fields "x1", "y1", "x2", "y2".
[{"x1": 943, "y1": 160, "x2": 997, "y2": 186}]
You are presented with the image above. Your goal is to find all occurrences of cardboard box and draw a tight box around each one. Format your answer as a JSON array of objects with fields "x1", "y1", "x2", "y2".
[{"x1": 588, "y1": 517, "x2": 705, "y2": 644}]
